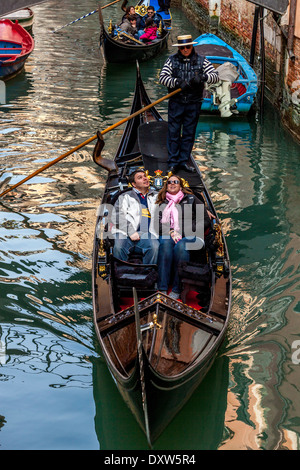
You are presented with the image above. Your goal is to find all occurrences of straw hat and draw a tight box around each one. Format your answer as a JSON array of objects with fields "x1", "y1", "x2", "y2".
[{"x1": 172, "y1": 34, "x2": 197, "y2": 47}]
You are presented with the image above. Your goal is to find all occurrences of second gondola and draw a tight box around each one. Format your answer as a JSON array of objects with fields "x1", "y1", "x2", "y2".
[{"x1": 99, "y1": 2, "x2": 171, "y2": 63}]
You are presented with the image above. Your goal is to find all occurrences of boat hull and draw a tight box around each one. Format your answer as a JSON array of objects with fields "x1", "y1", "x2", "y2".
[
  {"x1": 0, "y1": 8, "x2": 34, "y2": 33},
  {"x1": 0, "y1": 19, "x2": 34, "y2": 80},
  {"x1": 97, "y1": 319, "x2": 226, "y2": 444},
  {"x1": 100, "y1": 32, "x2": 169, "y2": 63}
]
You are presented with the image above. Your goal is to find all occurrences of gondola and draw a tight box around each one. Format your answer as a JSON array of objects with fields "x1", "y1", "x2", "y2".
[
  {"x1": 194, "y1": 33, "x2": 258, "y2": 116},
  {"x1": 92, "y1": 64, "x2": 231, "y2": 446},
  {"x1": 99, "y1": 1, "x2": 171, "y2": 64},
  {"x1": 0, "y1": 18, "x2": 34, "y2": 81}
]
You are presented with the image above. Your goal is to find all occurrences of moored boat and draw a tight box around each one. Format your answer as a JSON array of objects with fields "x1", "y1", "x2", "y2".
[
  {"x1": 92, "y1": 65, "x2": 231, "y2": 445},
  {"x1": 0, "y1": 7, "x2": 34, "y2": 33},
  {"x1": 194, "y1": 33, "x2": 258, "y2": 116},
  {"x1": 99, "y1": 0, "x2": 171, "y2": 64},
  {"x1": 0, "y1": 18, "x2": 34, "y2": 80}
]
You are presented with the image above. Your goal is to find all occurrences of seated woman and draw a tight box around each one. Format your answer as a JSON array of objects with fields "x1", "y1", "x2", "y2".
[
  {"x1": 139, "y1": 18, "x2": 158, "y2": 43},
  {"x1": 121, "y1": 5, "x2": 142, "y2": 29},
  {"x1": 154, "y1": 175, "x2": 211, "y2": 299},
  {"x1": 119, "y1": 14, "x2": 138, "y2": 39}
]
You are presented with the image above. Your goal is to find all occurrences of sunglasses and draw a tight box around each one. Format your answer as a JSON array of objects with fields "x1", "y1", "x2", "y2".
[
  {"x1": 167, "y1": 179, "x2": 180, "y2": 185},
  {"x1": 179, "y1": 45, "x2": 192, "y2": 50}
]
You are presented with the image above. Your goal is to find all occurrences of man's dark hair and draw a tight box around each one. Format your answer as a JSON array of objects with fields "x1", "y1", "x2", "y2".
[
  {"x1": 147, "y1": 6, "x2": 155, "y2": 11},
  {"x1": 127, "y1": 169, "x2": 146, "y2": 185}
]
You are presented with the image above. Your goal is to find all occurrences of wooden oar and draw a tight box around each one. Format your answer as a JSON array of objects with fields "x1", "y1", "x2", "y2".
[
  {"x1": 53, "y1": 0, "x2": 122, "y2": 33},
  {"x1": 0, "y1": 88, "x2": 180, "y2": 198},
  {"x1": 116, "y1": 31, "x2": 144, "y2": 45}
]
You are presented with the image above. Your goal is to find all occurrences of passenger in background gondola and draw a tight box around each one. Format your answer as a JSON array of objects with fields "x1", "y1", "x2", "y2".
[
  {"x1": 111, "y1": 170, "x2": 159, "y2": 265},
  {"x1": 119, "y1": 14, "x2": 138, "y2": 39},
  {"x1": 121, "y1": 5, "x2": 142, "y2": 29},
  {"x1": 159, "y1": 34, "x2": 219, "y2": 174},
  {"x1": 154, "y1": 175, "x2": 211, "y2": 300},
  {"x1": 138, "y1": 6, "x2": 164, "y2": 38},
  {"x1": 139, "y1": 18, "x2": 158, "y2": 43}
]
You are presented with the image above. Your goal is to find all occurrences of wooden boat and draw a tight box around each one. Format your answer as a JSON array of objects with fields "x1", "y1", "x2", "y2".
[
  {"x1": 99, "y1": 1, "x2": 171, "y2": 64},
  {"x1": 92, "y1": 65, "x2": 231, "y2": 446},
  {"x1": 194, "y1": 33, "x2": 258, "y2": 116},
  {"x1": 0, "y1": 18, "x2": 34, "y2": 80},
  {"x1": 0, "y1": 7, "x2": 34, "y2": 33}
]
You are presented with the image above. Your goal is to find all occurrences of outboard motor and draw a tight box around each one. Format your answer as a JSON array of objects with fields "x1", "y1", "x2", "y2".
[{"x1": 206, "y1": 62, "x2": 239, "y2": 118}]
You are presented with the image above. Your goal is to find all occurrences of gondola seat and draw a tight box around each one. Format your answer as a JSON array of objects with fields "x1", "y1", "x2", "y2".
[
  {"x1": 178, "y1": 261, "x2": 211, "y2": 304},
  {"x1": 112, "y1": 256, "x2": 158, "y2": 290}
]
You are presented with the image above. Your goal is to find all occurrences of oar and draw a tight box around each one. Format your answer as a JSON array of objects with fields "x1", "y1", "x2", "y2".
[
  {"x1": 52, "y1": 0, "x2": 122, "y2": 33},
  {"x1": 0, "y1": 88, "x2": 181, "y2": 198},
  {"x1": 117, "y1": 31, "x2": 144, "y2": 45}
]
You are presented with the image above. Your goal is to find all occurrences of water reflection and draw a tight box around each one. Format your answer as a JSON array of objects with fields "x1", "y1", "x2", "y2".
[{"x1": 194, "y1": 102, "x2": 300, "y2": 450}]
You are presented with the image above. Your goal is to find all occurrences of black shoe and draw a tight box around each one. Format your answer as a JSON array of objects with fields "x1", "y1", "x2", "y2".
[
  {"x1": 157, "y1": 8, "x2": 164, "y2": 12},
  {"x1": 168, "y1": 165, "x2": 178, "y2": 174},
  {"x1": 179, "y1": 163, "x2": 196, "y2": 173}
]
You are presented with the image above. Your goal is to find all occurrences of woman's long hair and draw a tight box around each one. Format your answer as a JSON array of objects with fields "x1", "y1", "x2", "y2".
[{"x1": 155, "y1": 175, "x2": 193, "y2": 204}]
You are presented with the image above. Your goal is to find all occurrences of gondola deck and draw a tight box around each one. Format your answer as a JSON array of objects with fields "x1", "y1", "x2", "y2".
[{"x1": 92, "y1": 65, "x2": 231, "y2": 445}]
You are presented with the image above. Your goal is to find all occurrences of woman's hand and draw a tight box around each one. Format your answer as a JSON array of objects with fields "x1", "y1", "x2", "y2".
[
  {"x1": 170, "y1": 230, "x2": 182, "y2": 243},
  {"x1": 130, "y1": 232, "x2": 140, "y2": 241}
]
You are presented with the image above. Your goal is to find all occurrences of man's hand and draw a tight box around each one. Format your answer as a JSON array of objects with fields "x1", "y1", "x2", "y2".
[
  {"x1": 189, "y1": 73, "x2": 208, "y2": 87},
  {"x1": 130, "y1": 232, "x2": 140, "y2": 241},
  {"x1": 176, "y1": 78, "x2": 190, "y2": 91}
]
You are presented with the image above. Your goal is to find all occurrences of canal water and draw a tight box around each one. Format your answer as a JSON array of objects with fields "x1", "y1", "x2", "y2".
[{"x1": 0, "y1": 0, "x2": 299, "y2": 451}]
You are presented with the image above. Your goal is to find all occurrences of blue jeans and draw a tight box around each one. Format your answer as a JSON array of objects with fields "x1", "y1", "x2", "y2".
[
  {"x1": 157, "y1": 236, "x2": 191, "y2": 293},
  {"x1": 113, "y1": 234, "x2": 159, "y2": 265}
]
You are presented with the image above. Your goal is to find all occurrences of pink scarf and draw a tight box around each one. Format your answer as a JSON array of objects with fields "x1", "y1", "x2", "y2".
[{"x1": 161, "y1": 190, "x2": 185, "y2": 232}]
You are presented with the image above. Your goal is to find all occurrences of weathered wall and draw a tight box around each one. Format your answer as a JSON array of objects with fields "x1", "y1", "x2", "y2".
[{"x1": 178, "y1": 0, "x2": 300, "y2": 142}]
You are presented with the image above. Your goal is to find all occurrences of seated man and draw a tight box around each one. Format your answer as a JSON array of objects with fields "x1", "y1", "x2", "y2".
[
  {"x1": 111, "y1": 169, "x2": 159, "y2": 265},
  {"x1": 138, "y1": 5, "x2": 164, "y2": 37}
]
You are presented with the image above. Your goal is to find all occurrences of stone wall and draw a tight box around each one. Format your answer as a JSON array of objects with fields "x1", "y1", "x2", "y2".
[{"x1": 179, "y1": 0, "x2": 300, "y2": 142}]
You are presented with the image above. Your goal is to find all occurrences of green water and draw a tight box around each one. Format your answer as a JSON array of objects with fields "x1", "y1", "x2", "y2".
[{"x1": 0, "y1": 0, "x2": 299, "y2": 451}]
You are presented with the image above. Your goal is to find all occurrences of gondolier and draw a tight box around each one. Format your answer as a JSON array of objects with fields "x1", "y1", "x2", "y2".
[{"x1": 159, "y1": 34, "x2": 219, "y2": 174}]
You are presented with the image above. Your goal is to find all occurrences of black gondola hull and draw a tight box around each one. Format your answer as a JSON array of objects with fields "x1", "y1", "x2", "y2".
[{"x1": 100, "y1": 33, "x2": 169, "y2": 63}]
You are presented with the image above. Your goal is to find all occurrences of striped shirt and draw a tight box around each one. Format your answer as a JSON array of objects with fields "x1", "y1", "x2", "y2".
[{"x1": 159, "y1": 55, "x2": 219, "y2": 89}]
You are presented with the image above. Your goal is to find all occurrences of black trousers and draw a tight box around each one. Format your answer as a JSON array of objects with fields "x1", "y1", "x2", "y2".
[
  {"x1": 167, "y1": 99, "x2": 201, "y2": 167},
  {"x1": 158, "y1": 0, "x2": 170, "y2": 9}
]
